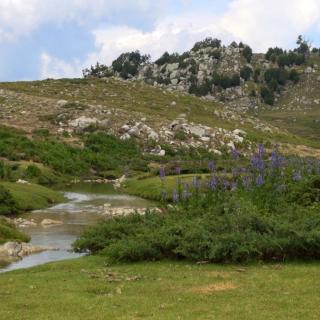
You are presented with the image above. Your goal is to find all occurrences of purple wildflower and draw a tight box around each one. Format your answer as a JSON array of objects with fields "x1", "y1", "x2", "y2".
[
  {"x1": 292, "y1": 171, "x2": 302, "y2": 182},
  {"x1": 223, "y1": 179, "x2": 230, "y2": 190},
  {"x1": 258, "y1": 144, "x2": 265, "y2": 157},
  {"x1": 161, "y1": 190, "x2": 167, "y2": 201},
  {"x1": 172, "y1": 189, "x2": 179, "y2": 203},
  {"x1": 232, "y1": 167, "x2": 239, "y2": 178},
  {"x1": 208, "y1": 176, "x2": 218, "y2": 190},
  {"x1": 208, "y1": 161, "x2": 215, "y2": 172},
  {"x1": 242, "y1": 175, "x2": 252, "y2": 189},
  {"x1": 175, "y1": 166, "x2": 181, "y2": 175},
  {"x1": 159, "y1": 167, "x2": 165, "y2": 181},
  {"x1": 192, "y1": 176, "x2": 201, "y2": 189},
  {"x1": 256, "y1": 174, "x2": 264, "y2": 186},
  {"x1": 251, "y1": 155, "x2": 265, "y2": 171},
  {"x1": 231, "y1": 148, "x2": 241, "y2": 160}
]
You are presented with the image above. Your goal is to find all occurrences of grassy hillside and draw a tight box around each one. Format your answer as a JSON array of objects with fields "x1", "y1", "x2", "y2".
[
  {"x1": 0, "y1": 182, "x2": 64, "y2": 214},
  {"x1": 257, "y1": 56, "x2": 320, "y2": 148},
  {"x1": 0, "y1": 77, "x2": 319, "y2": 153}
]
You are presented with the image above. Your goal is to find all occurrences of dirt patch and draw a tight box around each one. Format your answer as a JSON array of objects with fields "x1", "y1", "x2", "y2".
[
  {"x1": 190, "y1": 281, "x2": 238, "y2": 294},
  {"x1": 281, "y1": 144, "x2": 320, "y2": 159}
]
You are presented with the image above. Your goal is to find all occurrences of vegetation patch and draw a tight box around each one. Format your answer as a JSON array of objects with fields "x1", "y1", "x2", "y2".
[
  {"x1": 75, "y1": 146, "x2": 320, "y2": 263},
  {"x1": 0, "y1": 217, "x2": 30, "y2": 244},
  {"x1": 0, "y1": 182, "x2": 64, "y2": 214}
]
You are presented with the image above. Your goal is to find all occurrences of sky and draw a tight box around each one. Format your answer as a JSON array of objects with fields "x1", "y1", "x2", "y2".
[{"x1": 0, "y1": 0, "x2": 320, "y2": 81}]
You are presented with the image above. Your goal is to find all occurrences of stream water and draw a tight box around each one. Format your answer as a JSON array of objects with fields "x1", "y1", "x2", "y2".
[{"x1": 0, "y1": 183, "x2": 154, "y2": 273}]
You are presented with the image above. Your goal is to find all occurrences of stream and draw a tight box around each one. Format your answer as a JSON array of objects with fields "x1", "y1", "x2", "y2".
[{"x1": 0, "y1": 183, "x2": 154, "y2": 273}]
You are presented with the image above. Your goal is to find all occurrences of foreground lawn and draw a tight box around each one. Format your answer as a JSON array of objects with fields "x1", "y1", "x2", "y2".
[{"x1": 0, "y1": 257, "x2": 319, "y2": 319}]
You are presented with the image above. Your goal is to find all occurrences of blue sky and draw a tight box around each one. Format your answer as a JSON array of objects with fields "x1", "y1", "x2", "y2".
[{"x1": 0, "y1": 0, "x2": 319, "y2": 81}]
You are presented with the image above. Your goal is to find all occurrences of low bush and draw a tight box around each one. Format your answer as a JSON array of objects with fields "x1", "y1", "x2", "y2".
[
  {"x1": 75, "y1": 147, "x2": 320, "y2": 263},
  {"x1": 0, "y1": 218, "x2": 30, "y2": 244}
]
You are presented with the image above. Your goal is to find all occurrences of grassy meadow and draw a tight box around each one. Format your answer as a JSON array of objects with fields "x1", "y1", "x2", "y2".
[{"x1": 0, "y1": 256, "x2": 319, "y2": 320}]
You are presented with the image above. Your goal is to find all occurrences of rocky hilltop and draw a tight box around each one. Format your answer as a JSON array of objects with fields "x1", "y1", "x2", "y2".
[{"x1": 83, "y1": 37, "x2": 319, "y2": 113}]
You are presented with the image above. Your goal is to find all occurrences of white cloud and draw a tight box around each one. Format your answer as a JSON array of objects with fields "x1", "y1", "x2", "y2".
[
  {"x1": 221, "y1": 0, "x2": 320, "y2": 51},
  {"x1": 0, "y1": 0, "x2": 166, "y2": 42},
  {"x1": 38, "y1": 0, "x2": 320, "y2": 78},
  {"x1": 40, "y1": 52, "x2": 81, "y2": 79},
  {"x1": 84, "y1": 0, "x2": 320, "y2": 68}
]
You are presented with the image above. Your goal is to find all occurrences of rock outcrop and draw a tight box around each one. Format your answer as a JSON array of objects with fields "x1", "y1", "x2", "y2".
[{"x1": 0, "y1": 242, "x2": 58, "y2": 259}]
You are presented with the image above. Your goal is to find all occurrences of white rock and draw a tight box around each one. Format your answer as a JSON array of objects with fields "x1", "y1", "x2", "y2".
[
  {"x1": 148, "y1": 131, "x2": 159, "y2": 141},
  {"x1": 171, "y1": 79, "x2": 179, "y2": 85},
  {"x1": 16, "y1": 179, "x2": 30, "y2": 184},
  {"x1": 233, "y1": 129, "x2": 247, "y2": 137},
  {"x1": 159, "y1": 150, "x2": 166, "y2": 156},
  {"x1": 120, "y1": 133, "x2": 131, "y2": 141},
  {"x1": 41, "y1": 219, "x2": 63, "y2": 226},
  {"x1": 227, "y1": 141, "x2": 235, "y2": 149},
  {"x1": 56, "y1": 100, "x2": 68, "y2": 107},
  {"x1": 69, "y1": 116, "x2": 98, "y2": 129},
  {"x1": 200, "y1": 137, "x2": 210, "y2": 142}
]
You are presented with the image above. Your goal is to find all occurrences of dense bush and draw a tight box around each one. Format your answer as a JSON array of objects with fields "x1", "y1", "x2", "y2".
[
  {"x1": 260, "y1": 86, "x2": 275, "y2": 105},
  {"x1": 240, "y1": 66, "x2": 253, "y2": 81},
  {"x1": 112, "y1": 51, "x2": 150, "y2": 79},
  {"x1": 75, "y1": 147, "x2": 320, "y2": 263},
  {"x1": 0, "y1": 127, "x2": 146, "y2": 177},
  {"x1": 212, "y1": 73, "x2": 240, "y2": 89},
  {"x1": 155, "y1": 52, "x2": 177, "y2": 66},
  {"x1": 266, "y1": 49, "x2": 305, "y2": 67},
  {"x1": 82, "y1": 63, "x2": 113, "y2": 79},
  {"x1": 242, "y1": 46, "x2": 253, "y2": 62},
  {"x1": 192, "y1": 37, "x2": 221, "y2": 51},
  {"x1": 0, "y1": 186, "x2": 17, "y2": 215}
]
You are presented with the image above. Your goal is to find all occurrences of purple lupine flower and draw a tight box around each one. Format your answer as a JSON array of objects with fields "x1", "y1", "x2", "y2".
[
  {"x1": 182, "y1": 189, "x2": 192, "y2": 200},
  {"x1": 223, "y1": 179, "x2": 230, "y2": 190},
  {"x1": 175, "y1": 166, "x2": 181, "y2": 175},
  {"x1": 161, "y1": 190, "x2": 168, "y2": 201},
  {"x1": 231, "y1": 148, "x2": 241, "y2": 159},
  {"x1": 258, "y1": 144, "x2": 265, "y2": 157},
  {"x1": 271, "y1": 151, "x2": 283, "y2": 168},
  {"x1": 192, "y1": 176, "x2": 201, "y2": 189},
  {"x1": 208, "y1": 176, "x2": 218, "y2": 190},
  {"x1": 292, "y1": 171, "x2": 302, "y2": 182},
  {"x1": 232, "y1": 167, "x2": 239, "y2": 178},
  {"x1": 172, "y1": 189, "x2": 179, "y2": 203},
  {"x1": 256, "y1": 174, "x2": 264, "y2": 186},
  {"x1": 242, "y1": 175, "x2": 252, "y2": 190},
  {"x1": 208, "y1": 161, "x2": 215, "y2": 172},
  {"x1": 231, "y1": 181, "x2": 238, "y2": 191},
  {"x1": 251, "y1": 155, "x2": 265, "y2": 171},
  {"x1": 159, "y1": 167, "x2": 165, "y2": 180}
]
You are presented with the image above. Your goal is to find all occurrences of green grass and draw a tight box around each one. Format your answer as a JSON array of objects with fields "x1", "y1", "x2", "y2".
[
  {"x1": 0, "y1": 256, "x2": 319, "y2": 319},
  {"x1": 0, "y1": 218, "x2": 30, "y2": 244},
  {"x1": 124, "y1": 174, "x2": 209, "y2": 201},
  {"x1": 0, "y1": 182, "x2": 64, "y2": 212}
]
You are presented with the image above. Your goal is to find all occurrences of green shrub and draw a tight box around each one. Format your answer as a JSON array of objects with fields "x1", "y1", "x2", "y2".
[
  {"x1": 0, "y1": 218, "x2": 30, "y2": 244},
  {"x1": 242, "y1": 46, "x2": 253, "y2": 62},
  {"x1": 260, "y1": 86, "x2": 274, "y2": 105},
  {"x1": 0, "y1": 186, "x2": 17, "y2": 215},
  {"x1": 25, "y1": 165, "x2": 42, "y2": 178},
  {"x1": 240, "y1": 66, "x2": 253, "y2": 81}
]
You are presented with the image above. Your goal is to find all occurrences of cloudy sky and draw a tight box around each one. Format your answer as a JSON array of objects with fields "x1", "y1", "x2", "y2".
[{"x1": 0, "y1": 0, "x2": 320, "y2": 81}]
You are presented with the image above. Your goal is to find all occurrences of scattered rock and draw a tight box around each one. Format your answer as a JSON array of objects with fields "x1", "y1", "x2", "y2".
[
  {"x1": 41, "y1": 219, "x2": 63, "y2": 226},
  {"x1": 0, "y1": 242, "x2": 58, "y2": 258}
]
